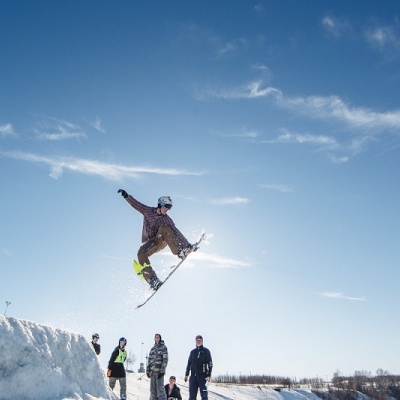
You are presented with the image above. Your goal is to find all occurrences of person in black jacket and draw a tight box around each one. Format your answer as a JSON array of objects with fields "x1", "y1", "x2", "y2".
[
  {"x1": 107, "y1": 337, "x2": 128, "y2": 400},
  {"x1": 91, "y1": 333, "x2": 101, "y2": 355},
  {"x1": 164, "y1": 376, "x2": 182, "y2": 400},
  {"x1": 184, "y1": 335, "x2": 213, "y2": 400}
]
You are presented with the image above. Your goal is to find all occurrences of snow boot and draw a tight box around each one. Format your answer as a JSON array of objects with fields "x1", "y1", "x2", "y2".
[
  {"x1": 149, "y1": 276, "x2": 163, "y2": 291},
  {"x1": 178, "y1": 244, "x2": 194, "y2": 260}
]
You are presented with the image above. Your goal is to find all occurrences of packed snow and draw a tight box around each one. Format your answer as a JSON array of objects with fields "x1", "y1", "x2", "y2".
[
  {"x1": 0, "y1": 316, "x2": 116, "y2": 400},
  {"x1": 1, "y1": 315, "x2": 324, "y2": 400}
]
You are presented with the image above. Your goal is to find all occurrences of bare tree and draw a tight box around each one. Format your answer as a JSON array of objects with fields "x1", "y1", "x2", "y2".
[{"x1": 125, "y1": 350, "x2": 136, "y2": 372}]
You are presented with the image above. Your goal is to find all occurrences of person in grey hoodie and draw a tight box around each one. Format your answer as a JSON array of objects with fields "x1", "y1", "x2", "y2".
[{"x1": 147, "y1": 333, "x2": 168, "y2": 400}]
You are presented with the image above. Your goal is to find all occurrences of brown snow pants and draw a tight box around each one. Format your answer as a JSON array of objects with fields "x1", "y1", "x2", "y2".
[{"x1": 138, "y1": 225, "x2": 180, "y2": 282}]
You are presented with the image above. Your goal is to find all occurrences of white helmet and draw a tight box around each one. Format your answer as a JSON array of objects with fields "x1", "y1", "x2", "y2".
[{"x1": 158, "y1": 196, "x2": 173, "y2": 209}]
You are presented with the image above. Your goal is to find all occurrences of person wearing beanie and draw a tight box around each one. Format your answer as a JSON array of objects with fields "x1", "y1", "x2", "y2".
[
  {"x1": 107, "y1": 337, "x2": 128, "y2": 400},
  {"x1": 184, "y1": 335, "x2": 213, "y2": 400},
  {"x1": 91, "y1": 333, "x2": 101, "y2": 355},
  {"x1": 147, "y1": 333, "x2": 168, "y2": 400},
  {"x1": 164, "y1": 375, "x2": 182, "y2": 400}
]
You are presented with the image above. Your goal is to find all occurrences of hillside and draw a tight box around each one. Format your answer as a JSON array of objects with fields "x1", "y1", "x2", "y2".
[{"x1": 1, "y1": 316, "x2": 398, "y2": 400}]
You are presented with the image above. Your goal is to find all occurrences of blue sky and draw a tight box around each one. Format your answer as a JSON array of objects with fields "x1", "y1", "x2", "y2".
[{"x1": 1, "y1": 0, "x2": 400, "y2": 379}]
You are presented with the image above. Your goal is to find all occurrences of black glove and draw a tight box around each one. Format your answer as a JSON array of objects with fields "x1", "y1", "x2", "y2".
[
  {"x1": 118, "y1": 189, "x2": 128, "y2": 198},
  {"x1": 158, "y1": 372, "x2": 165, "y2": 379}
]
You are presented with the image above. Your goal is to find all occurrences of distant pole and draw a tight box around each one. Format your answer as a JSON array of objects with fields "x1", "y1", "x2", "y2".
[
  {"x1": 138, "y1": 342, "x2": 145, "y2": 373},
  {"x1": 4, "y1": 301, "x2": 11, "y2": 316}
]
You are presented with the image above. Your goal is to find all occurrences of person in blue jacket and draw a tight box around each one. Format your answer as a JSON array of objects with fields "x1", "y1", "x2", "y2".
[{"x1": 184, "y1": 335, "x2": 213, "y2": 400}]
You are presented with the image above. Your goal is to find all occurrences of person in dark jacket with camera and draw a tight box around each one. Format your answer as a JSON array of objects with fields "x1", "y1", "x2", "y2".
[
  {"x1": 107, "y1": 337, "x2": 128, "y2": 400},
  {"x1": 164, "y1": 376, "x2": 182, "y2": 400},
  {"x1": 184, "y1": 335, "x2": 213, "y2": 400}
]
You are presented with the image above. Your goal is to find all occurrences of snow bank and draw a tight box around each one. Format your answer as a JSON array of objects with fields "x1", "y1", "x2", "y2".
[
  {"x1": 0, "y1": 316, "x2": 334, "y2": 400},
  {"x1": 0, "y1": 316, "x2": 117, "y2": 400}
]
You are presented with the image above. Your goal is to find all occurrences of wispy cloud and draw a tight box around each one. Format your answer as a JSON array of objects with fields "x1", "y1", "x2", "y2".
[
  {"x1": 0, "y1": 123, "x2": 16, "y2": 138},
  {"x1": 272, "y1": 129, "x2": 337, "y2": 146},
  {"x1": 211, "y1": 196, "x2": 250, "y2": 205},
  {"x1": 0, "y1": 150, "x2": 203, "y2": 181},
  {"x1": 221, "y1": 129, "x2": 259, "y2": 139},
  {"x1": 251, "y1": 63, "x2": 271, "y2": 75},
  {"x1": 318, "y1": 291, "x2": 366, "y2": 302},
  {"x1": 253, "y1": 3, "x2": 266, "y2": 15},
  {"x1": 190, "y1": 251, "x2": 251, "y2": 269},
  {"x1": 217, "y1": 38, "x2": 248, "y2": 56},
  {"x1": 197, "y1": 81, "x2": 281, "y2": 100},
  {"x1": 90, "y1": 116, "x2": 106, "y2": 133},
  {"x1": 329, "y1": 155, "x2": 350, "y2": 165},
  {"x1": 282, "y1": 94, "x2": 400, "y2": 130},
  {"x1": 0, "y1": 248, "x2": 12, "y2": 256},
  {"x1": 34, "y1": 116, "x2": 86, "y2": 141},
  {"x1": 259, "y1": 183, "x2": 294, "y2": 193},
  {"x1": 365, "y1": 25, "x2": 400, "y2": 50},
  {"x1": 201, "y1": 80, "x2": 400, "y2": 132},
  {"x1": 321, "y1": 15, "x2": 350, "y2": 38}
]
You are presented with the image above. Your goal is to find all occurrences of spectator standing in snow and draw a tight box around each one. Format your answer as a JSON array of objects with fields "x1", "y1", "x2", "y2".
[
  {"x1": 117, "y1": 190, "x2": 194, "y2": 290},
  {"x1": 107, "y1": 337, "x2": 128, "y2": 400},
  {"x1": 184, "y1": 335, "x2": 213, "y2": 400},
  {"x1": 91, "y1": 333, "x2": 101, "y2": 355},
  {"x1": 146, "y1": 333, "x2": 168, "y2": 400},
  {"x1": 164, "y1": 375, "x2": 182, "y2": 400}
]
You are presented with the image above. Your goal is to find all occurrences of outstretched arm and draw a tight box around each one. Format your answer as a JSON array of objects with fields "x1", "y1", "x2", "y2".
[{"x1": 118, "y1": 189, "x2": 151, "y2": 214}]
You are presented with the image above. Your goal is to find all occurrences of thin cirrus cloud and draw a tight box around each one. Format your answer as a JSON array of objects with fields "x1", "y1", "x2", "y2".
[
  {"x1": 210, "y1": 196, "x2": 250, "y2": 205},
  {"x1": 0, "y1": 123, "x2": 16, "y2": 138},
  {"x1": 35, "y1": 127, "x2": 86, "y2": 141},
  {"x1": 318, "y1": 291, "x2": 366, "y2": 302},
  {"x1": 272, "y1": 129, "x2": 337, "y2": 146},
  {"x1": 189, "y1": 251, "x2": 251, "y2": 269},
  {"x1": 200, "y1": 80, "x2": 400, "y2": 132},
  {"x1": 34, "y1": 116, "x2": 86, "y2": 141},
  {"x1": 321, "y1": 15, "x2": 350, "y2": 38},
  {"x1": 91, "y1": 116, "x2": 106, "y2": 133},
  {"x1": 365, "y1": 25, "x2": 400, "y2": 50},
  {"x1": 0, "y1": 150, "x2": 203, "y2": 181},
  {"x1": 259, "y1": 183, "x2": 294, "y2": 193},
  {"x1": 221, "y1": 129, "x2": 259, "y2": 139}
]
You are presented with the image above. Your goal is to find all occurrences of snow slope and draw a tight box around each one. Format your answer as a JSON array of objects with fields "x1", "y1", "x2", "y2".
[
  {"x1": 99, "y1": 374, "x2": 320, "y2": 400},
  {"x1": 0, "y1": 316, "x2": 117, "y2": 400},
  {"x1": 0, "y1": 315, "x2": 324, "y2": 400}
]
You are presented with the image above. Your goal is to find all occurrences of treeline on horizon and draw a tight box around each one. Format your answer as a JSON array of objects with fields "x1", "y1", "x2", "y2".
[{"x1": 213, "y1": 369, "x2": 400, "y2": 399}]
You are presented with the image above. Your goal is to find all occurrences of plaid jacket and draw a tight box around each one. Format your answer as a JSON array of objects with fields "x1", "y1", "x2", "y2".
[{"x1": 125, "y1": 195, "x2": 189, "y2": 247}]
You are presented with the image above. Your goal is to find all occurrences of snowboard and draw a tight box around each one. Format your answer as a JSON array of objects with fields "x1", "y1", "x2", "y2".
[{"x1": 134, "y1": 233, "x2": 206, "y2": 309}]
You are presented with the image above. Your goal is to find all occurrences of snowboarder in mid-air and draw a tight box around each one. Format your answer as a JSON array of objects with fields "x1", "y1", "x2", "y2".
[{"x1": 118, "y1": 189, "x2": 194, "y2": 290}]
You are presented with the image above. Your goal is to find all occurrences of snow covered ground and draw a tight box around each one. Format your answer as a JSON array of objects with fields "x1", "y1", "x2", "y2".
[
  {"x1": 0, "y1": 316, "x2": 116, "y2": 400},
  {"x1": 0, "y1": 315, "x2": 322, "y2": 400}
]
